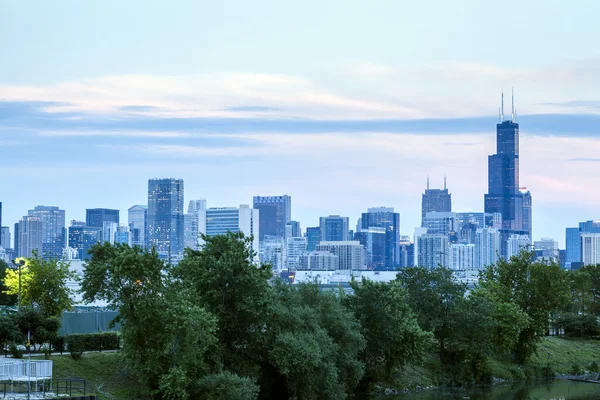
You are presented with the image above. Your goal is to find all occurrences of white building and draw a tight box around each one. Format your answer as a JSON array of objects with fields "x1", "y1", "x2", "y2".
[
  {"x1": 128, "y1": 205, "x2": 147, "y2": 249},
  {"x1": 507, "y1": 234, "x2": 531, "y2": 259},
  {"x1": 475, "y1": 227, "x2": 500, "y2": 270},
  {"x1": 260, "y1": 235, "x2": 286, "y2": 272},
  {"x1": 183, "y1": 199, "x2": 207, "y2": 251},
  {"x1": 448, "y1": 243, "x2": 475, "y2": 270},
  {"x1": 413, "y1": 227, "x2": 428, "y2": 267},
  {"x1": 534, "y1": 237, "x2": 559, "y2": 261},
  {"x1": 416, "y1": 233, "x2": 448, "y2": 268},
  {"x1": 299, "y1": 251, "x2": 339, "y2": 271},
  {"x1": 198, "y1": 204, "x2": 259, "y2": 253},
  {"x1": 316, "y1": 241, "x2": 365, "y2": 270},
  {"x1": 286, "y1": 236, "x2": 307, "y2": 270},
  {"x1": 581, "y1": 233, "x2": 600, "y2": 266}
]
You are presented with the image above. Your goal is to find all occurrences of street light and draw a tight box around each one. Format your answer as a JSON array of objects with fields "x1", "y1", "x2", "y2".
[{"x1": 11, "y1": 259, "x2": 25, "y2": 310}]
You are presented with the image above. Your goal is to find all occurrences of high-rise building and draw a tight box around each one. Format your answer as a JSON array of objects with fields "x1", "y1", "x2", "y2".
[
  {"x1": 299, "y1": 251, "x2": 339, "y2": 271},
  {"x1": 16, "y1": 216, "x2": 43, "y2": 258},
  {"x1": 285, "y1": 236, "x2": 307, "y2": 270},
  {"x1": 448, "y1": 243, "x2": 475, "y2": 270},
  {"x1": 534, "y1": 237, "x2": 559, "y2": 261},
  {"x1": 86, "y1": 208, "x2": 120, "y2": 228},
  {"x1": 253, "y1": 195, "x2": 291, "y2": 241},
  {"x1": 423, "y1": 212, "x2": 457, "y2": 236},
  {"x1": 147, "y1": 178, "x2": 185, "y2": 257},
  {"x1": 14, "y1": 222, "x2": 19, "y2": 256},
  {"x1": 315, "y1": 241, "x2": 365, "y2": 270},
  {"x1": 260, "y1": 236, "x2": 285, "y2": 272},
  {"x1": 68, "y1": 225, "x2": 101, "y2": 260},
  {"x1": 28, "y1": 205, "x2": 66, "y2": 259},
  {"x1": 183, "y1": 200, "x2": 207, "y2": 251},
  {"x1": 398, "y1": 236, "x2": 414, "y2": 268},
  {"x1": 421, "y1": 177, "x2": 451, "y2": 225},
  {"x1": 484, "y1": 91, "x2": 532, "y2": 244},
  {"x1": 475, "y1": 227, "x2": 501, "y2": 270},
  {"x1": 565, "y1": 221, "x2": 600, "y2": 269},
  {"x1": 581, "y1": 233, "x2": 600, "y2": 266},
  {"x1": 128, "y1": 205, "x2": 148, "y2": 249},
  {"x1": 319, "y1": 215, "x2": 349, "y2": 242},
  {"x1": 416, "y1": 233, "x2": 448, "y2": 269},
  {"x1": 305, "y1": 227, "x2": 321, "y2": 251},
  {"x1": 507, "y1": 234, "x2": 531, "y2": 259},
  {"x1": 199, "y1": 204, "x2": 259, "y2": 253},
  {"x1": 354, "y1": 227, "x2": 386, "y2": 269},
  {"x1": 0, "y1": 227, "x2": 10, "y2": 250},
  {"x1": 360, "y1": 207, "x2": 400, "y2": 268},
  {"x1": 285, "y1": 221, "x2": 302, "y2": 239}
]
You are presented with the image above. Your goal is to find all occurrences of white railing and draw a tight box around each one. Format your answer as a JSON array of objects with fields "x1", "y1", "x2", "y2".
[{"x1": 0, "y1": 360, "x2": 52, "y2": 382}]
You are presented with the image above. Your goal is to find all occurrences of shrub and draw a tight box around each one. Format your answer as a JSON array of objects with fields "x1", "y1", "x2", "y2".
[
  {"x1": 570, "y1": 363, "x2": 583, "y2": 375},
  {"x1": 64, "y1": 332, "x2": 120, "y2": 353},
  {"x1": 9, "y1": 344, "x2": 23, "y2": 359},
  {"x1": 69, "y1": 341, "x2": 83, "y2": 360},
  {"x1": 589, "y1": 361, "x2": 599, "y2": 373}
]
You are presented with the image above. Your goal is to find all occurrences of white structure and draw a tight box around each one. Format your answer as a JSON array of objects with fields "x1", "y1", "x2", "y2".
[
  {"x1": 128, "y1": 205, "x2": 147, "y2": 248},
  {"x1": 62, "y1": 246, "x2": 79, "y2": 260},
  {"x1": 183, "y1": 199, "x2": 207, "y2": 250},
  {"x1": 507, "y1": 234, "x2": 531, "y2": 259},
  {"x1": 416, "y1": 233, "x2": 448, "y2": 268},
  {"x1": 475, "y1": 227, "x2": 500, "y2": 270},
  {"x1": 102, "y1": 222, "x2": 118, "y2": 244},
  {"x1": 413, "y1": 227, "x2": 428, "y2": 267},
  {"x1": 199, "y1": 204, "x2": 259, "y2": 253},
  {"x1": 534, "y1": 237, "x2": 559, "y2": 261},
  {"x1": 299, "y1": 251, "x2": 339, "y2": 271},
  {"x1": 16, "y1": 216, "x2": 43, "y2": 258},
  {"x1": 1, "y1": 226, "x2": 10, "y2": 250},
  {"x1": 423, "y1": 212, "x2": 457, "y2": 235},
  {"x1": 315, "y1": 241, "x2": 365, "y2": 270},
  {"x1": 581, "y1": 233, "x2": 600, "y2": 266},
  {"x1": 448, "y1": 243, "x2": 475, "y2": 270},
  {"x1": 260, "y1": 235, "x2": 286, "y2": 272},
  {"x1": 286, "y1": 236, "x2": 307, "y2": 270}
]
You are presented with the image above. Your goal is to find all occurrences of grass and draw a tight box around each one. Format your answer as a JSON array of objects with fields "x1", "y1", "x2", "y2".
[
  {"x1": 529, "y1": 336, "x2": 600, "y2": 374},
  {"x1": 52, "y1": 352, "x2": 144, "y2": 399}
]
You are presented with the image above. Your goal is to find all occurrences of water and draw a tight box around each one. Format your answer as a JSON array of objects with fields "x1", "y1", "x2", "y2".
[{"x1": 388, "y1": 380, "x2": 600, "y2": 399}]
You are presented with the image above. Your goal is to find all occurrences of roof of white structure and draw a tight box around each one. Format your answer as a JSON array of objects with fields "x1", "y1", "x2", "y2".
[{"x1": 293, "y1": 270, "x2": 398, "y2": 285}]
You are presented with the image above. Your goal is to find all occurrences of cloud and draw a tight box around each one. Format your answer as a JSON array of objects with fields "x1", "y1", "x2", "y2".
[
  {"x1": 223, "y1": 106, "x2": 281, "y2": 112},
  {"x1": 567, "y1": 157, "x2": 600, "y2": 162}
]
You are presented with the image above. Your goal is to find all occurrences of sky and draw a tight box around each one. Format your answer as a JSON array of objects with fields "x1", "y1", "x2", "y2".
[{"x1": 2, "y1": 0, "x2": 600, "y2": 247}]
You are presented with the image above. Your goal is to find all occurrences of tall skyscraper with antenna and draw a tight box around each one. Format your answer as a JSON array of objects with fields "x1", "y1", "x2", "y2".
[
  {"x1": 421, "y1": 176, "x2": 452, "y2": 226},
  {"x1": 485, "y1": 90, "x2": 532, "y2": 256}
]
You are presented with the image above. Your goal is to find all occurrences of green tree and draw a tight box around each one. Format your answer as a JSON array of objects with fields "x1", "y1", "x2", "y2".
[
  {"x1": 5, "y1": 256, "x2": 77, "y2": 317},
  {"x1": 479, "y1": 251, "x2": 571, "y2": 363},
  {"x1": 0, "y1": 260, "x2": 17, "y2": 306},
  {"x1": 195, "y1": 371, "x2": 259, "y2": 400},
  {"x1": 82, "y1": 243, "x2": 218, "y2": 399},
  {"x1": 344, "y1": 279, "x2": 431, "y2": 392},
  {"x1": 13, "y1": 307, "x2": 60, "y2": 350}
]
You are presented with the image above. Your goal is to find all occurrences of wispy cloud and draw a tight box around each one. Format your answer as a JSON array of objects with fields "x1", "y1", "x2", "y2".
[{"x1": 567, "y1": 157, "x2": 600, "y2": 162}]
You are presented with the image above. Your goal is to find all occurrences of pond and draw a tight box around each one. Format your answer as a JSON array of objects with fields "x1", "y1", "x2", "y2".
[{"x1": 387, "y1": 380, "x2": 600, "y2": 399}]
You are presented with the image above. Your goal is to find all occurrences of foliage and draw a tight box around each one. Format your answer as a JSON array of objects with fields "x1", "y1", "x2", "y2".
[
  {"x1": 13, "y1": 307, "x2": 60, "y2": 350},
  {"x1": 195, "y1": 371, "x2": 259, "y2": 400},
  {"x1": 555, "y1": 312, "x2": 600, "y2": 338},
  {"x1": 479, "y1": 251, "x2": 571, "y2": 363},
  {"x1": 9, "y1": 343, "x2": 23, "y2": 359},
  {"x1": 569, "y1": 265, "x2": 600, "y2": 315},
  {"x1": 345, "y1": 278, "x2": 431, "y2": 390},
  {"x1": 0, "y1": 314, "x2": 21, "y2": 346},
  {"x1": 64, "y1": 332, "x2": 120, "y2": 352},
  {"x1": 0, "y1": 259, "x2": 17, "y2": 306},
  {"x1": 4, "y1": 256, "x2": 77, "y2": 317}
]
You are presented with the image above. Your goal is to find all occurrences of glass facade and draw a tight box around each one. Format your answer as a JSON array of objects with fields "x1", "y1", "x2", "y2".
[
  {"x1": 253, "y1": 195, "x2": 291, "y2": 241},
  {"x1": 68, "y1": 226, "x2": 101, "y2": 260},
  {"x1": 205, "y1": 208, "x2": 240, "y2": 236},
  {"x1": 147, "y1": 178, "x2": 184, "y2": 256},
  {"x1": 305, "y1": 227, "x2": 321, "y2": 251},
  {"x1": 28, "y1": 206, "x2": 66, "y2": 259},
  {"x1": 421, "y1": 188, "x2": 451, "y2": 225},
  {"x1": 320, "y1": 215, "x2": 349, "y2": 242},
  {"x1": 128, "y1": 205, "x2": 147, "y2": 249},
  {"x1": 360, "y1": 207, "x2": 400, "y2": 269},
  {"x1": 86, "y1": 208, "x2": 119, "y2": 228}
]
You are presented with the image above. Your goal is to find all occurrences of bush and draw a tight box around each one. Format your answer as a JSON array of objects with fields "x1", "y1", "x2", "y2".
[
  {"x1": 556, "y1": 313, "x2": 600, "y2": 338},
  {"x1": 195, "y1": 372, "x2": 259, "y2": 400},
  {"x1": 589, "y1": 361, "x2": 599, "y2": 373},
  {"x1": 69, "y1": 341, "x2": 83, "y2": 360},
  {"x1": 64, "y1": 332, "x2": 120, "y2": 353},
  {"x1": 570, "y1": 363, "x2": 583, "y2": 375},
  {"x1": 9, "y1": 344, "x2": 23, "y2": 359}
]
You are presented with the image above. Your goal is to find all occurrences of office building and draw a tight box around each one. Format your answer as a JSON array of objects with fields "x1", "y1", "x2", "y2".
[
  {"x1": 416, "y1": 233, "x2": 448, "y2": 269},
  {"x1": 299, "y1": 251, "x2": 339, "y2": 271},
  {"x1": 582, "y1": 233, "x2": 600, "y2": 266},
  {"x1": 285, "y1": 221, "x2": 301, "y2": 239},
  {"x1": 286, "y1": 236, "x2": 307, "y2": 270},
  {"x1": 147, "y1": 178, "x2": 185, "y2": 257},
  {"x1": 102, "y1": 222, "x2": 119, "y2": 244},
  {"x1": 360, "y1": 207, "x2": 400, "y2": 268},
  {"x1": 200, "y1": 204, "x2": 259, "y2": 253},
  {"x1": 475, "y1": 227, "x2": 501, "y2": 270},
  {"x1": 28, "y1": 206, "x2": 66, "y2": 259},
  {"x1": 1, "y1": 227, "x2": 10, "y2": 250},
  {"x1": 421, "y1": 177, "x2": 451, "y2": 225},
  {"x1": 484, "y1": 91, "x2": 533, "y2": 243},
  {"x1": 423, "y1": 212, "x2": 457, "y2": 236},
  {"x1": 565, "y1": 221, "x2": 600, "y2": 269},
  {"x1": 182, "y1": 200, "x2": 207, "y2": 251},
  {"x1": 260, "y1": 235, "x2": 285, "y2": 272},
  {"x1": 70, "y1": 220, "x2": 85, "y2": 227},
  {"x1": 68, "y1": 225, "x2": 101, "y2": 260},
  {"x1": 315, "y1": 241, "x2": 365, "y2": 270},
  {"x1": 253, "y1": 195, "x2": 291, "y2": 241},
  {"x1": 448, "y1": 243, "x2": 475, "y2": 270},
  {"x1": 16, "y1": 216, "x2": 43, "y2": 258},
  {"x1": 86, "y1": 208, "x2": 120, "y2": 228},
  {"x1": 354, "y1": 227, "x2": 386, "y2": 269},
  {"x1": 114, "y1": 225, "x2": 131, "y2": 245},
  {"x1": 398, "y1": 236, "x2": 414, "y2": 268},
  {"x1": 534, "y1": 237, "x2": 559, "y2": 261},
  {"x1": 506, "y1": 234, "x2": 531, "y2": 259},
  {"x1": 305, "y1": 227, "x2": 321, "y2": 252},
  {"x1": 319, "y1": 215, "x2": 349, "y2": 242},
  {"x1": 128, "y1": 205, "x2": 148, "y2": 249}
]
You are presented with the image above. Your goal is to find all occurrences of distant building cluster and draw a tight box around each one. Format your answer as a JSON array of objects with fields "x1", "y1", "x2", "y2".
[{"x1": 0, "y1": 92, "x2": 591, "y2": 274}]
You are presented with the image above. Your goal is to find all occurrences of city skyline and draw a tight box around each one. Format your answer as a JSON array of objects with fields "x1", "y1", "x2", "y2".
[{"x1": 3, "y1": 2, "x2": 600, "y2": 246}]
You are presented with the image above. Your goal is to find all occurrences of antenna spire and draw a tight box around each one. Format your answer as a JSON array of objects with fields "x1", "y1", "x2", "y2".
[
  {"x1": 427, "y1": 175, "x2": 430, "y2": 190},
  {"x1": 444, "y1": 175, "x2": 447, "y2": 190},
  {"x1": 501, "y1": 90, "x2": 504, "y2": 121},
  {"x1": 511, "y1": 87, "x2": 515, "y2": 122},
  {"x1": 498, "y1": 107, "x2": 501, "y2": 122}
]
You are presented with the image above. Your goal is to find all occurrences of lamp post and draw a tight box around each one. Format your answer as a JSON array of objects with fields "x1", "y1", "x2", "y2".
[{"x1": 11, "y1": 259, "x2": 25, "y2": 310}]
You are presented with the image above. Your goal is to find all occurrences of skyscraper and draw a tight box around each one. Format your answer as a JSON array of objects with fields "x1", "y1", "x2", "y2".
[
  {"x1": 354, "y1": 227, "x2": 386, "y2": 269},
  {"x1": 475, "y1": 227, "x2": 501, "y2": 270},
  {"x1": 305, "y1": 227, "x2": 321, "y2": 251},
  {"x1": 16, "y1": 216, "x2": 43, "y2": 258},
  {"x1": 147, "y1": 178, "x2": 185, "y2": 257},
  {"x1": 565, "y1": 220, "x2": 600, "y2": 269},
  {"x1": 506, "y1": 234, "x2": 531, "y2": 259},
  {"x1": 252, "y1": 195, "x2": 291, "y2": 241},
  {"x1": 448, "y1": 243, "x2": 475, "y2": 270},
  {"x1": 68, "y1": 225, "x2": 101, "y2": 260},
  {"x1": 199, "y1": 204, "x2": 259, "y2": 253},
  {"x1": 184, "y1": 200, "x2": 207, "y2": 251},
  {"x1": 581, "y1": 233, "x2": 600, "y2": 266},
  {"x1": 28, "y1": 205, "x2": 66, "y2": 259},
  {"x1": 86, "y1": 208, "x2": 120, "y2": 228},
  {"x1": 360, "y1": 207, "x2": 400, "y2": 268},
  {"x1": 128, "y1": 205, "x2": 148, "y2": 249},
  {"x1": 416, "y1": 233, "x2": 448, "y2": 269},
  {"x1": 319, "y1": 215, "x2": 349, "y2": 242},
  {"x1": 285, "y1": 221, "x2": 302, "y2": 239},
  {"x1": 484, "y1": 91, "x2": 532, "y2": 245},
  {"x1": 0, "y1": 227, "x2": 10, "y2": 250},
  {"x1": 421, "y1": 177, "x2": 451, "y2": 225}
]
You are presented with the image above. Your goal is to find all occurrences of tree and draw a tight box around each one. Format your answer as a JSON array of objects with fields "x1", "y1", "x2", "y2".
[
  {"x1": 82, "y1": 243, "x2": 218, "y2": 399},
  {"x1": 479, "y1": 251, "x2": 570, "y2": 363},
  {"x1": 344, "y1": 279, "x2": 431, "y2": 392},
  {"x1": 0, "y1": 260, "x2": 17, "y2": 306},
  {"x1": 12, "y1": 307, "x2": 60, "y2": 350},
  {"x1": 195, "y1": 372, "x2": 259, "y2": 400},
  {"x1": 5, "y1": 256, "x2": 77, "y2": 317}
]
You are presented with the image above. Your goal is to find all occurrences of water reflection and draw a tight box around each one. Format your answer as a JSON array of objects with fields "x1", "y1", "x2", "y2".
[{"x1": 387, "y1": 380, "x2": 600, "y2": 399}]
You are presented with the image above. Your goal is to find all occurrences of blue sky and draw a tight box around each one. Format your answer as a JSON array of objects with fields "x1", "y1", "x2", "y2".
[{"x1": 2, "y1": 0, "x2": 600, "y2": 246}]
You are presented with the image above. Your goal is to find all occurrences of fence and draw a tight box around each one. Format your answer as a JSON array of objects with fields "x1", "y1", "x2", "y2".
[{"x1": 59, "y1": 310, "x2": 120, "y2": 336}]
